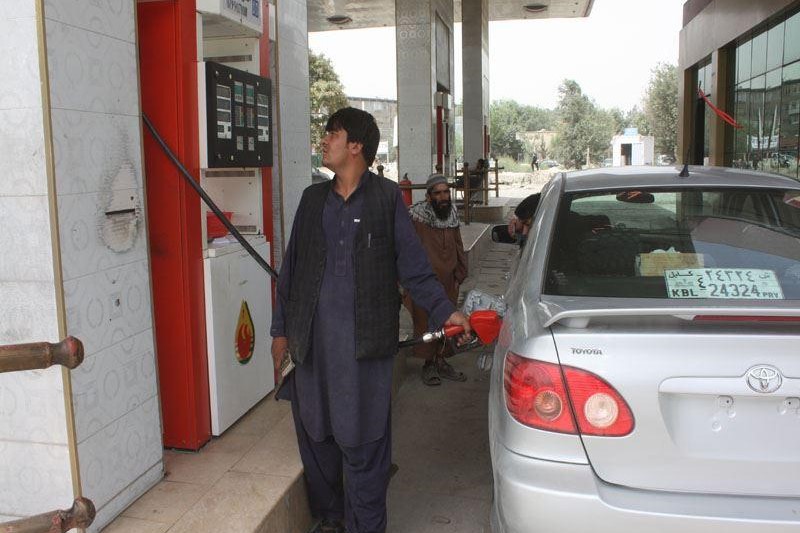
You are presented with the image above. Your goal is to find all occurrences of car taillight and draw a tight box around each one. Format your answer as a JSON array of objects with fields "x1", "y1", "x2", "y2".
[
  {"x1": 504, "y1": 352, "x2": 576, "y2": 433},
  {"x1": 503, "y1": 352, "x2": 634, "y2": 437},
  {"x1": 562, "y1": 366, "x2": 634, "y2": 436}
]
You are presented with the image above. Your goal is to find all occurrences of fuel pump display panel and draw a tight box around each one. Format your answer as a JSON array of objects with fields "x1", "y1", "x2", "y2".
[{"x1": 204, "y1": 61, "x2": 272, "y2": 168}]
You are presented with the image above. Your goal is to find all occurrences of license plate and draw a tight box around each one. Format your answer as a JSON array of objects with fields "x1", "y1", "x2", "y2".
[{"x1": 664, "y1": 268, "x2": 784, "y2": 299}]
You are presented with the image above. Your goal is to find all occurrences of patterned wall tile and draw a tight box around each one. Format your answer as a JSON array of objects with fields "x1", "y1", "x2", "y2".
[
  {"x1": 0, "y1": 15, "x2": 42, "y2": 110},
  {"x1": 51, "y1": 109, "x2": 143, "y2": 195},
  {"x1": 78, "y1": 396, "x2": 162, "y2": 511},
  {"x1": 0, "y1": 0, "x2": 35, "y2": 20},
  {"x1": 0, "y1": 108, "x2": 47, "y2": 196},
  {"x1": 0, "y1": 196, "x2": 55, "y2": 282},
  {"x1": 0, "y1": 3, "x2": 161, "y2": 527},
  {"x1": 396, "y1": 11, "x2": 435, "y2": 182},
  {"x1": 72, "y1": 328, "x2": 158, "y2": 443},
  {"x1": 44, "y1": 0, "x2": 136, "y2": 44},
  {"x1": 396, "y1": 0, "x2": 431, "y2": 26},
  {"x1": 45, "y1": 19, "x2": 138, "y2": 115},
  {"x1": 58, "y1": 189, "x2": 147, "y2": 282},
  {"x1": 63, "y1": 259, "x2": 153, "y2": 357},
  {"x1": 0, "y1": 441, "x2": 73, "y2": 516},
  {"x1": 87, "y1": 461, "x2": 163, "y2": 533},
  {"x1": 0, "y1": 281, "x2": 59, "y2": 345},
  {"x1": 0, "y1": 366, "x2": 67, "y2": 445}
]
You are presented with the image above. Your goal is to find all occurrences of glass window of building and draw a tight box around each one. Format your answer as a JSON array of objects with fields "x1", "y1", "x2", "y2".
[
  {"x1": 785, "y1": 11, "x2": 800, "y2": 64},
  {"x1": 768, "y1": 22, "x2": 785, "y2": 72},
  {"x1": 765, "y1": 70, "x2": 782, "y2": 160},
  {"x1": 738, "y1": 39, "x2": 752, "y2": 83},
  {"x1": 780, "y1": 61, "x2": 800, "y2": 177},
  {"x1": 752, "y1": 30, "x2": 768, "y2": 77},
  {"x1": 733, "y1": 80, "x2": 750, "y2": 168},
  {"x1": 729, "y1": 7, "x2": 800, "y2": 178},
  {"x1": 750, "y1": 75, "x2": 767, "y2": 168}
]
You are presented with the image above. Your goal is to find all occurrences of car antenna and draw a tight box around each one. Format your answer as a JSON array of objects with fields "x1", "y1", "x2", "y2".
[{"x1": 678, "y1": 151, "x2": 691, "y2": 178}]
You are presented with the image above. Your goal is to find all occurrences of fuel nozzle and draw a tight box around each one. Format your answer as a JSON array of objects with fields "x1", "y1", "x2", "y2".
[{"x1": 397, "y1": 309, "x2": 503, "y2": 350}]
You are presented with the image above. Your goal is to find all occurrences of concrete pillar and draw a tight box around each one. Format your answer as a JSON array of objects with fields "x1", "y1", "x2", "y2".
[
  {"x1": 274, "y1": 0, "x2": 312, "y2": 257},
  {"x1": 461, "y1": 0, "x2": 489, "y2": 167},
  {"x1": 396, "y1": 0, "x2": 454, "y2": 198}
]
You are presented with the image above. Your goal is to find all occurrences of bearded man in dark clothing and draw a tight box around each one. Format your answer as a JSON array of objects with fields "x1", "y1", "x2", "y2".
[
  {"x1": 406, "y1": 174, "x2": 468, "y2": 386},
  {"x1": 271, "y1": 108, "x2": 471, "y2": 533}
]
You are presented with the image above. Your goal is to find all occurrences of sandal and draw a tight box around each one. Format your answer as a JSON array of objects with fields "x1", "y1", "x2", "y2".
[
  {"x1": 421, "y1": 361, "x2": 441, "y2": 386},
  {"x1": 436, "y1": 358, "x2": 467, "y2": 382}
]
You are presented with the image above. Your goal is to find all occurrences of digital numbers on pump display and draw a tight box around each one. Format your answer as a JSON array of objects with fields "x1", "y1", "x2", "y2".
[{"x1": 206, "y1": 62, "x2": 272, "y2": 167}]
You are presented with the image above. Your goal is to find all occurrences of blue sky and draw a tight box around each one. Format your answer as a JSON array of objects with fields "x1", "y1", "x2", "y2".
[{"x1": 309, "y1": 0, "x2": 684, "y2": 111}]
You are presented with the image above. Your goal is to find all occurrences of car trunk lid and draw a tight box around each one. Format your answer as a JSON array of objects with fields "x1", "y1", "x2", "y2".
[{"x1": 543, "y1": 297, "x2": 800, "y2": 497}]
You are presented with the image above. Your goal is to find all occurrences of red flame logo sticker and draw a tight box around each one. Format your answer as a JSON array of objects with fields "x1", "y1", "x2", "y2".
[{"x1": 235, "y1": 300, "x2": 255, "y2": 364}]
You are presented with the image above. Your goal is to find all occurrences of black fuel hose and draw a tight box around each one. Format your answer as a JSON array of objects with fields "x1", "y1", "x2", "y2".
[{"x1": 142, "y1": 114, "x2": 278, "y2": 280}]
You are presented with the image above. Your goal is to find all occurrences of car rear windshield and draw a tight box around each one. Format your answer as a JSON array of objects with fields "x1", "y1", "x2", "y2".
[{"x1": 544, "y1": 187, "x2": 800, "y2": 299}]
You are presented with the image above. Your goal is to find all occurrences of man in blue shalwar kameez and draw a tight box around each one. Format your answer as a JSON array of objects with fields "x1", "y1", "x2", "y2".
[{"x1": 271, "y1": 107, "x2": 471, "y2": 533}]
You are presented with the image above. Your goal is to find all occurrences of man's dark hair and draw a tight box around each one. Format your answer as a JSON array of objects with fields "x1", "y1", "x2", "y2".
[
  {"x1": 325, "y1": 107, "x2": 380, "y2": 166},
  {"x1": 514, "y1": 193, "x2": 540, "y2": 222}
]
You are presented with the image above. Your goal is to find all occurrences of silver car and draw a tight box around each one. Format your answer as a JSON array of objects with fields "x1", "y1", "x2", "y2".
[{"x1": 489, "y1": 166, "x2": 800, "y2": 532}]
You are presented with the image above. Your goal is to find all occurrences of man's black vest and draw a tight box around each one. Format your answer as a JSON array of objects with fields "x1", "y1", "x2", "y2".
[{"x1": 284, "y1": 172, "x2": 400, "y2": 364}]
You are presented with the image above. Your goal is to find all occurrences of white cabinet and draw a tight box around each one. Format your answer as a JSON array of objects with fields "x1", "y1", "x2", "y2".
[{"x1": 204, "y1": 238, "x2": 274, "y2": 435}]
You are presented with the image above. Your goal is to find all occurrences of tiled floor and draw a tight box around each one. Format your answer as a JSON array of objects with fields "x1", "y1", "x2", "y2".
[{"x1": 102, "y1": 397, "x2": 302, "y2": 532}]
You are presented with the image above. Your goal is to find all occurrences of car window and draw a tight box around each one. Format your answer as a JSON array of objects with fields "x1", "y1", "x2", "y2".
[{"x1": 544, "y1": 188, "x2": 800, "y2": 299}]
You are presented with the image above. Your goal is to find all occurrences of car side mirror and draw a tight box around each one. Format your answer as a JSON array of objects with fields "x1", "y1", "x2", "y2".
[{"x1": 491, "y1": 224, "x2": 518, "y2": 244}]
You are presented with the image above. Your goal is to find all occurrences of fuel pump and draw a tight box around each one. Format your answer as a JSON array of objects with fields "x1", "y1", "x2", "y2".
[
  {"x1": 139, "y1": 0, "x2": 275, "y2": 449},
  {"x1": 196, "y1": 0, "x2": 275, "y2": 436},
  {"x1": 435, "y1": 91, "x2": 454, "y2": 176}
]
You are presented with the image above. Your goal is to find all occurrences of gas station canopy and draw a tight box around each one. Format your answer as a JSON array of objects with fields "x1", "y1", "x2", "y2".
[{"x1": 307, "y1": 0, "x2": 595, "y2": 31}]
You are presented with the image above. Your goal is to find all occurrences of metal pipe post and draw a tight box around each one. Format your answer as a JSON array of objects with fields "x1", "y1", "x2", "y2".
[
  {"x1": 0, "y1": 497, "x2": 95, "y2": 533},
  {"x1": 0, "y1": 337, "x2": 84, "y2": 374}
]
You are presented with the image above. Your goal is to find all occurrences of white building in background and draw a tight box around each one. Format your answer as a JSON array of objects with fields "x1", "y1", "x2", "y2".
[{"x1": 612, "y1": 128, "x2": 655, "y2": 166}]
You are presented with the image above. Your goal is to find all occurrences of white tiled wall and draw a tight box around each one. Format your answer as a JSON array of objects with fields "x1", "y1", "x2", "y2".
[
  {"x1": 276, "y1": 0, "x2": 311, "y2": 234},
  {"x1": 44, "y1": 0, "x2": 162, "y2": 529},
  {"x1": 0, "y1": 0, "x2": 73, "y2": 520}
]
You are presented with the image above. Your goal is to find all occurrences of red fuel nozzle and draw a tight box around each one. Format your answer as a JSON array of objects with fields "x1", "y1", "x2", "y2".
[
  {"x1": 398, "y1": 309, "x2": 503, "y2": 349},
  {"x1": 442, "y1": 310, "x2": 502, "y2": 344}
]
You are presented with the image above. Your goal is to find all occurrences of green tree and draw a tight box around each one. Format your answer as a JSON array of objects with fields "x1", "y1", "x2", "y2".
[
  {"x1": 607, "y1": 107, "x2": 627, "y2": 136},
  {"x1": 489, "y1": 100, "x2": 557, "y2": 160},
  {"x1": 642, "y1": 63, "x2": 678, "y2": 158},
  {"x1": 309, "y1": 52, "x2": 348, "y2": 149},
  {"x1": 625, "y1": 105, "x2": 650, "y2": 135},
  {"x1": 519, "y1": 105, "x2": 556, "y2": 132},
  {"x1": 553, "y1": 80, "x2": 614, "y2": 168},
  {"x1": 489, "y1": 99, "x2": 525, "y2": 158}
]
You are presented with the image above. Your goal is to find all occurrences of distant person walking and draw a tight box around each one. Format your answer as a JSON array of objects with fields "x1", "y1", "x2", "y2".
[{"x1": 531, "y1": 153, "x2": 539, "y2": 172}]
